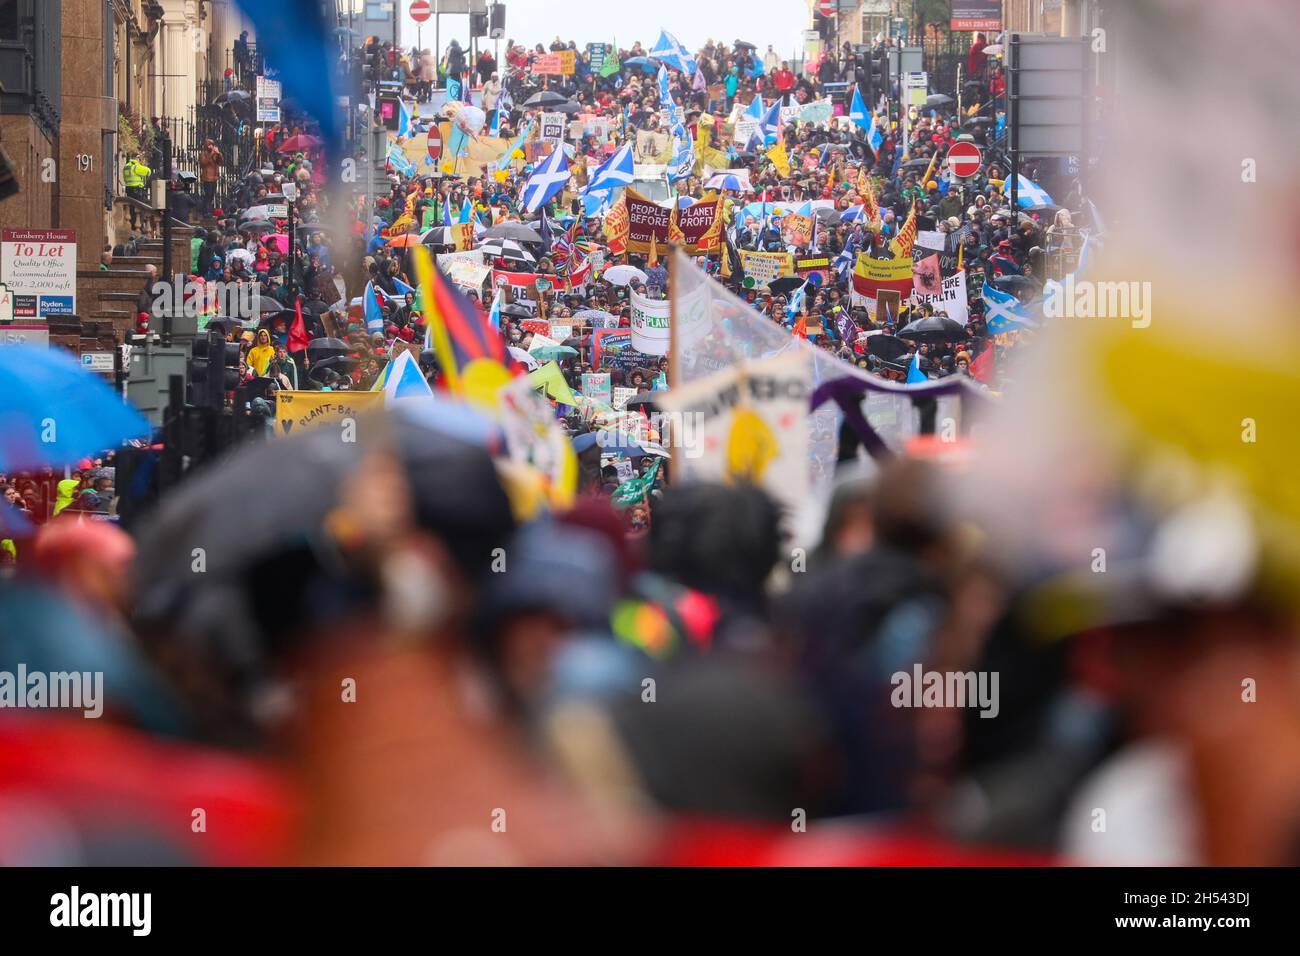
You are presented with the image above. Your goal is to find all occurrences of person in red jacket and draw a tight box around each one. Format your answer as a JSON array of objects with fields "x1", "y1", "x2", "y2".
[{"x1": 772, "y1": 61, "x2": 796, "y2": 103}]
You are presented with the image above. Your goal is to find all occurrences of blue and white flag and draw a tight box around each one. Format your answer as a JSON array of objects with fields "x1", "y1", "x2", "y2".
[
  {"x1": 745, "y1": 94, "x2": 765, "y2": 121},
  {"x1": 1004, "y1": 173, "x2": 1054, "y2": 207},
  {"x1": 669, "y1": 135, "x2": 695, "y2": 182},
  {"x1": 584, "y1": 141, "x2": 634, "y2": 194},
  {"x1": 833, "y1": 235, "x2": 857, "y2": 280},
  {"x1": 495, "y1": 119, "x2": 533, "y2": 174},
  {"x1": 386, "y1": 142, "x2": 415, "y2": 177},
  {"x1": 760, "y1": 100, "x2": 782, "y2": 145},
  {"x1": 905, "y1": 350, "x2": 927, "y2": 384},
  {"x1": 523, "y1": 146, "x2": 571, "y2": 214},
  {"x1": 487, "y1": 290, "x2": 502, "y2": 331},
  {"x1": 866, "y1": 113, "x2": 884, "y2": 157},
  {"x1": 398, "y1": 99, "x2": 413, "y2": 137},
  {"x1": 488, "y1": 101, "x2": 501, "y2": 137},
  {"x1": 848, "y1": 86, "x2": 870, "y2": 130},
  {"x1": 982, "y1": 281, "x2": 1038, "y2": 334},
  {"x1": 649, "y1": 29, "x2": 696, "y2": 74},
  {"x1": 364, "y1": 281, "x2": 385, "y2": 332}
]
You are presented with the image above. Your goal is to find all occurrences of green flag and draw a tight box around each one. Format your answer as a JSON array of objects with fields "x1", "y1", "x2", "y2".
[
  {"x1": 599, "y1": 39, "x2": 621, "y2": 78},
  {"x1": 611, "y1": 458, "x2": 661, "y2": 510}
]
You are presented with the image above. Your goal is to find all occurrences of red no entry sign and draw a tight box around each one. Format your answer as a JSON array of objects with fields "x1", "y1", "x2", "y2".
[
  {"x1": 818, "y1": 0, "x2": 836, "y2": 17},
  {"x1": 427, "y1": 124, "x2": 442, "y2": 160},
  {"x1": 947, "y1": 141, "x2": 982, "y2": 178},
  {"x1": 410, "y1": 0, "x2": 432, "y2": 23}
]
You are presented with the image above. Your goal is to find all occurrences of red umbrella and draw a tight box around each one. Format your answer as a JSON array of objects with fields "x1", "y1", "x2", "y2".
[{"x1": 278, "y1": 133, "x2": 322, "y2": 153}]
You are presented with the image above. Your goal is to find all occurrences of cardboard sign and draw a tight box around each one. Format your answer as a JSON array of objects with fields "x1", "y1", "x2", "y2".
[
  {"x1": 534, "y1": 51, "x2": 575, "y2": 75},
  {"x1": 540, "y1": 112, "x2": 567, "y2": 142},
  {"x1": 274, "y1": 390, "x2": 384, "y2": 437},
  {"x1": 582, "y1": 372, "x2": 612, "y2": 404},
  {"x1": 737, "y1": 250, "x2": 795, "y2": 288},
  {"x1": 624, "y1": 189, "x2": 672, "y2": 255}
]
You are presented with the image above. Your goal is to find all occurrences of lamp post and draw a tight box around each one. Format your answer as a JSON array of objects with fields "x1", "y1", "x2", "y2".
[{"x1": 283, "y1": 179, "x2": 299, "y2": 297}]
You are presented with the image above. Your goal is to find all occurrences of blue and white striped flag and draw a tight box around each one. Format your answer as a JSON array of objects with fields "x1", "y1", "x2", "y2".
[
  {"x1": 982, "y1": 281, "x2": 1039, "y2": 334},
  {"x1": 584, "y1": 141, "x2": 634, "y2": 194}
]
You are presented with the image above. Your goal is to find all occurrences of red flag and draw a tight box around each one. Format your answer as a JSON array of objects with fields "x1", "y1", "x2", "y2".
[
  {"x1": 970, "y1": 346, "x2": 995, "y2": 384},
  {"x1": 793, "y1": 315, "x2": 807, "y2": 339},
  {"x1": 289, "y1": 296, "x2": 311, "y2": 353}
]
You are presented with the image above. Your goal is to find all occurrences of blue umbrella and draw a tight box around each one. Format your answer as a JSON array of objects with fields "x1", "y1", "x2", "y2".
[
  {"x1": 0, "y1": 346, "x2": 151, "y2": 472},
  {"x1": 0, "y1": 503, "x2": 31, "y2": 537},
  {"x1": 840, "y1": 204, "x2": 867, "y2": 222},
  {"x1": 706, "y1": 174, "x2": 752, "y2": 192},
  {"x1": 623, "y1": 56, "x2": 657, "y2": 72}
]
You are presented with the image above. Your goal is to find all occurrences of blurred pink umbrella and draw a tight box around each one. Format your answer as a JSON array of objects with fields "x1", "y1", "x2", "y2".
[{"x1": 262, "y1": 233, "x2": 289, "y2": 254}]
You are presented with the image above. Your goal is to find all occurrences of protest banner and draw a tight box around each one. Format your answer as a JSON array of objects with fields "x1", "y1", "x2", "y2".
[
  {"x1": 732, "y1": 118, "x2": 760, "y2": 145},
  {"x1": 852, "y1": 253, "x2": 915, "y2": 304},
  {"x1": 737, "y1": 249, "x2": 795, "y2": 289},
  {"x1": 655, "y1": 350, "x2": 811, "y2": 514},
  {"x1": 676, "y1": 194, "x2": 724, "y2": 254},
  {"x1": 452, "y1": 221, "x2": 475, "y2": 251},
  {"x1": 592, "y1": 329, "x2": 655, "y2": 371},
  {"x1": 629, "y1": 287, "x2": 671, "y2": 356},
  {"x1": 533, "y1": 51, "x2": 575, "y2": 75},
  {"x1": 438, "y1": 252, "x2": 491, "y2": 295},
  {"x1": 634, "y1": 129, "x2": 673, "y2": 163},
  {"x1": 540, "y1": 112, "x2": 567, "y2": 142},
  {"x1": 612, "y1": 386, "x2": 638, "y2": 410},
  {"x1": 582, "y1": 372, "x2": 612, "y2": 404},
  {"x1": 624, "y1": 188, "x2": 672, "y2": 254},
  {"x1": 911, "y1": 269, "x2": 969, "y2": 323},
  {"x1": 875, "y1": 289, "x2": 903, "y2": 324},
  {"x1": 274, "y1": 390, "x2": 384, "y2": 437},
  {"x1": 913, "y1": 253, "x2": 943, "y2": 296},
  {"x1": 795, "y1": 255, "x2": 831, "y2": 286},
  {"x1": 549, "y1": 321, "x2": 573, "y2": 341},
  {"x1": 781, "y1": 213, "x2": 814, "y2": 249}
]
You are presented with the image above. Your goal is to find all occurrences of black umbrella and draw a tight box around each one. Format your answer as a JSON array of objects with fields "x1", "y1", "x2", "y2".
[
  {"x1": 551, "y1": 101, "x2": 582, "y2": 115},
  {"x1": 213, "y1": 90, "x2": 251, "y2": 106},
  {"x1": 296, "y1": 223, "x2": 332, "y2": 238},
  {"x1": 499, "y1": 303, "x2": 535, "y2": 320},
  {"x1": 131, "y1": 405, "x2": 513, "y2": 647},
  {"x1": 767, "y1": 276, "x2": 808, "y2": 297},
  {"x1": 865, "y1": 334, "x2": 911, "y2": 362},
  {"x1": 483, "y1": 221, "x2": 543, "y2": 243},
  {"x1": 523, "y1": 90, "x2": 568, "y2": 108},
  {"x1": 300, "y1": 300, "x2": 330, "y2": 316},
  {"x1": 900, "y1": 157, "x2": 934, "y2": 173},
  {"x1": 991, "y1": 274, "x2": 1041, "y2": 300},
  {"x1": 307, "y1": 354, "x2": 358, "y2": 375},
  {"x1": 1023, "y1": 203, "x2": 1065, "y2": 219},
  {"x1": 238, "y1": 219, "x2": 275, "y2": 233},
  {"x1": 305, "y1": 337, "x2": 351, "y2": 363},
  {"x1": 258, "y1": 297, "x2": 291, "y2": 315},
  {"x1": 623, "y1": 393, "x2": 659, "y2": 412},
  {"x1": 734, "y1": 39, "x2": 757, "y2": 50},
  {"x1": 925, "y1": 94, "x2": 954, "y2": 109},
  {"x1": 897, "y1": 315, "x2": 968, "y2": 342}
]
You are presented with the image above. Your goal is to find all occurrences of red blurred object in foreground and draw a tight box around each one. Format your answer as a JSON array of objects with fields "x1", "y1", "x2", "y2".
[
  {"x1": 0, "y1": 717, "x2": 298, "y2": 865},
  {"x1": 654, "y1": 818, "x2": 1055, "y2": 867}
]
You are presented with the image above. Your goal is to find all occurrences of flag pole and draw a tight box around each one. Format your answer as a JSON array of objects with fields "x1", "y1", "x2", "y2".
[{"x1": 667, "y1": 243, "x2": 680, "y2": 390}]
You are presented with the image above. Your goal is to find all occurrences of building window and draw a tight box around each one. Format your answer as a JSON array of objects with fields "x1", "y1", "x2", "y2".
[
  {"x1": 0, "y1": 0, "x2": 19, "y2": 42},
  {"x1": 365, "y1": 1, "x2": 386, "y2": 20}
]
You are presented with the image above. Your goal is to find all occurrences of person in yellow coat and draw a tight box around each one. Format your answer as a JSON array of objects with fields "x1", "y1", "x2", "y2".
[{"x1": 246, "y1": 328, "x2": 276, "y2": 378}]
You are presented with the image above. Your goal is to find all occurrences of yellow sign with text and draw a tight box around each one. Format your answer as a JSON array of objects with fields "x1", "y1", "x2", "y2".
[{"x1": 275, "y1": 390, "x2": 384, "y2": 437}]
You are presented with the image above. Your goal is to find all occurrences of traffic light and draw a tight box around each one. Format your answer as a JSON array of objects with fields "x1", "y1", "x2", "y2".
[
  {"x1": 188, "y1": 330, "x2": 241, "y2": 409},
  {"x1": 488, "y1": 3, "x2": 506, "y2": 39},
  {"x1": 377, "y1": 91, "x2": 402, "y2": 132},
  {"x1": 470, "y1": 12, "x2": 488, "y2": 37}
]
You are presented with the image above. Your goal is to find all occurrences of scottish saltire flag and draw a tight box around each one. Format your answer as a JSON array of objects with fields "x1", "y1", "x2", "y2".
[
  {"x1": 649, "y1": 29, "x2": 696, "y2": 74},
  {"x1": 760, "y1": 100, "x2": 782, "y2": 145},
  {"x1": 398, "y1": 99, "x2": 413, "y2": 137},
  {"x1": 231, "y1": 0, "x2": 342, "y2": 143},
  {"x1": 743, "y1": 128, "x2": 762, "y2": 153},
  {"x1": 584, "y1": 141, "x2": 634, "y2": 194},
  {"x1": 390, "y1": 276, "x2": 416, "y2": 297},
  {"x1": 905, "y1": 351, "x2": 927, "y2": 384},
  {"x1": 489, "y1": 102, "x2": 501, "y2": 137},
  {"x1": 487, "y1": 290, "x2": 502, "y2": 331},
  {"x1": 848, "y1": 86, "x2": 870, "y2": 130},
  {"x1": 1004, "y1": 173, "x2": 1054, "y2": 207},
  {"x1": 495, "y1": 120, "x2": 533, "y2": 174},
  {"x1": 785, "y1": 280, "x2": 809, "y2": 320},
  {"x1": 459, "y1": 199, "x2": 473, "y2": 225},
  {"x1": 442, "y1": 195, "x2": 454, "y2": 225},
  {"x1": 538, "y1": 213, "x2": 554, "y2": 253},
  {"x1": 523, "y1": 147, "x2": 571, "y2": 214},
  {"x1": 982, "y1": 281, "x2": 1038, "y2": 333},
  {"x1": 834, "y1": 235, "x2": 857, "y2": 280},
  {"x1": 745, "y1": 94, "x2": 764, "y2": 121},
  {"x1": 386, "y1": 142, "x2": 415, "y2": 177},
  {"x1": 382, "y1": 349, "x2": 435, "y2": 400},
  {"x1": 866, "y1": 114, "x2": 884, "y2": 157},
  {"x1": 364, "y1": 281, "x2": 385, "y2": 332}
]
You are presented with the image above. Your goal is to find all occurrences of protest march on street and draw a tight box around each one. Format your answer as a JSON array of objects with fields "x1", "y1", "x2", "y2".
[{"x1": 0, "y1": 1, "x2": 1297, "y2": 914}]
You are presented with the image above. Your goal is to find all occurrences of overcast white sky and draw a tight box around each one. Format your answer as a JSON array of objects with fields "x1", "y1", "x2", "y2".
[{"x1": 397, "y1": 0, "x2": 810, "y2": 61}]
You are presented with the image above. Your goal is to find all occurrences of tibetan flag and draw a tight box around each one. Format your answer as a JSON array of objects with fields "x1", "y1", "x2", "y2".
[{"x1": 411, "y1": 244, "x2": 511, "y2": 408}]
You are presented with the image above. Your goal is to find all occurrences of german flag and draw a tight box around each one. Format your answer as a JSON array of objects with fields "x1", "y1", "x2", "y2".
[{"x1": 411, "y1": 244, "x2": 512, "y2": 409}]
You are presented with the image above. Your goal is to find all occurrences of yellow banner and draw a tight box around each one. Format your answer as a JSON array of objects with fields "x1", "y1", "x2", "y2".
[
  {"x1": 275, "y1": 390, "x2": 384, "y2": 437},
  {"x1": 737, "y1": 249, "x2": 795, "y2": 288}
]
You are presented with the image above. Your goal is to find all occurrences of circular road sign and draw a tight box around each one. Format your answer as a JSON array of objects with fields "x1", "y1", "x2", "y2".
[
  {"x1": 947, "y1": 141, "x2": 982, "y2": 179},
  {"x1": 410, "y1": 0, "x2": 433, "y2": 24},
  {"x1": 427, "y1": 124, "x2": 442, "y2": 161}
]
